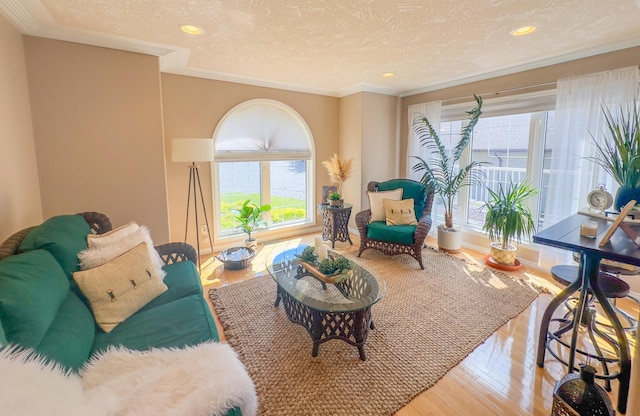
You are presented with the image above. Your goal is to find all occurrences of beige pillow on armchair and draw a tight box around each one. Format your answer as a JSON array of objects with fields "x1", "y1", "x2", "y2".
[
  {"x1": 367, "y1": 188, "x2": 403, "y2": 222},
  {"x1": 384, "y1": 198, "x2": 418, "y2": 226}
]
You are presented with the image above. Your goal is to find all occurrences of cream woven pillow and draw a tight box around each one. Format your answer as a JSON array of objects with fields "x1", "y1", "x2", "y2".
[
  {"x1": 367, "y1": 188, "x2": 403, "y2": 222},
  {"x1": 384, "y1": 198, "x2": 418, "y2": 226},
  {"x1": 73, "y1": 243, "x2": 168, "y2": 333}
]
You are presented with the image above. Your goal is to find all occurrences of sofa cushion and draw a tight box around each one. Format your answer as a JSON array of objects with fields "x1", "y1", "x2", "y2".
[
  {"x1": 79, "y1": 224, "x2": 166, "y2": 280},
  {"x1": 0, "y1": 321, "x2": 6, "y2": 346},
  {"x1": 73, "y1": 243, "x2": 168, "y2": 333},
  {"x1": 36, "y1": 291, "x2": 96, "y2": 370},
  {"x1": 19, "y1": 215, "x2": 91, "y2": 278},
  {"x1": 378, "y1": 179, "x2": 427, "y2": 220},
  {"x1": 86, "y1": 221, "x2": 138, "y2": 248},
  {"x1": 91, "y1": 293, "x2": 219, "y2": 354},
  {"x1": 0, "y1": 250, "x2": 69, "y2": 347},
  {"x1": 367, "y1": 221, "x2": 417, "y2": 245},
  {"x1": 140, "y1": 260, "x2": 202, "y2": 311}
]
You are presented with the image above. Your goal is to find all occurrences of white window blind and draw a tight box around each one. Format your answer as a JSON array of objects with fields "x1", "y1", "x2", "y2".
[
  {"x1": 213, "y1": 99, "x2": 313, "y2": 161},
  {"x1": 441, "y1": 90, "x2": 557, "y2": 122}
]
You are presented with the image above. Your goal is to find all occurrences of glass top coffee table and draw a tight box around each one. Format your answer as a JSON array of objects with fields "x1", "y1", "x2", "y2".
[{"x1": 266, "y1": 246, "x2": 386, "y2": 360}]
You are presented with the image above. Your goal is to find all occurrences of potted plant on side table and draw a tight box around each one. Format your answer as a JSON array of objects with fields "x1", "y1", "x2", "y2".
[
  {"x1": 328, "y1": 192, "x2": 343, "y2": 207},
  {"x1": 412, "y1": 94, "x2": 486, "y2": 253},
  {"x1": 233, "y1": 199, "x2": 272, "y2": 247},
  {"x1": 482, "y1": 179, "x2": 538, "y2": 270}
]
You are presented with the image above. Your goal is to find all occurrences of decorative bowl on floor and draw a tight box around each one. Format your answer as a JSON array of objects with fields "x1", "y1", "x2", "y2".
[{"x1": 216, "y1": 246, "x2": 256, "y2": 270}]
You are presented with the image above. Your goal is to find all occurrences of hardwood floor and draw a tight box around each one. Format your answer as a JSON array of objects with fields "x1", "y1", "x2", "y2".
[{"x1": 199, "y1": 233, "x2": 638, "y2": 415}]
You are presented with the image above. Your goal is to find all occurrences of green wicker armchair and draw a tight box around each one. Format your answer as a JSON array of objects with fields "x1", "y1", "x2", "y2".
[{"x1": 355, "y1": 179, "x2": 434, "y2": 269}]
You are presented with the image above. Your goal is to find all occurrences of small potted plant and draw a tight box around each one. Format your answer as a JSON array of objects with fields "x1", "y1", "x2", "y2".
[
  {"x1": 328, "y1": 191, "x2": 343, "y2": 207},
  {"x1": 233, "y1": 199, "x2": 272, "y2": 246},
  {"x1": 482, "y1": 180, "x2": 538, "y2": 267}
]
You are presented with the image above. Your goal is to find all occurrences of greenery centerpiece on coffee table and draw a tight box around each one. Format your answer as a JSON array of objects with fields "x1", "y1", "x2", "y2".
[
  {"x1": 295, "y1": 246, "x2": 352, "y2": 284},
  {"x1": 412, "y1": 94, "x2": 486, "y2": 253},
  {"x1": 588, "y1": 100, "x2": 640, "y2": 211},
  {"x1": 482, "y1": 180, "x2": 537, "y2": 268}
]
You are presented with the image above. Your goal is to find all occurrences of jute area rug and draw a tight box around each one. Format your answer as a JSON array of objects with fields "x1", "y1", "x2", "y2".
[{"x1": 209, "y1": 248, "x2": 541, "y2": 416}]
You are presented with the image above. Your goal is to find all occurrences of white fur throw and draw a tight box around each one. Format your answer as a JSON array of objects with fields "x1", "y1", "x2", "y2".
[
  {"x1": 0, "y1": 342, "x2": 257, "y2": 416},
  {"x1": 0, "y1": 346, "x2": 112, "y2": 416},
  {"x1": 78, "y1": 225, "x2": 166, "y2": 280}
]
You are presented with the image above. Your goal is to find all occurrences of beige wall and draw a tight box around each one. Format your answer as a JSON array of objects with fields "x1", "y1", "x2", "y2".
[
  {"x1": 399, "y1": 46, "x2": 640, "y2": 176},
  {"x1": 361, "y1": 92, "x2": 399, "y2": 200},
  {"x1": 339, "y1": 92, "x2": 399, "y2": 223},
  {"x1": 161, "y1": 73, "x2": 339, "y2": 247},
  {"x1": 22, "y1": 37, "x2": 170, "y2": 242},
  {"x1": 338, "y1": 93, "x2": 363, "y2": 223},
  {"x1": 0, "y1": 17, "x2": 42, "y2": 240}
]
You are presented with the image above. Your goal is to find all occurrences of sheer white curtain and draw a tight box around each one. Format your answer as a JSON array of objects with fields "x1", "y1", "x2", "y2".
[
  {"x1": 406, "y1": 101, "x2": 441, "y2": 181},
  {"x1": 539, "y1": 66, "x2": 639, "y2": 268}
]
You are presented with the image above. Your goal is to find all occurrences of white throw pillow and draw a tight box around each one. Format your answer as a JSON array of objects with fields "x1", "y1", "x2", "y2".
[
  {"x1": 367, "y1": 188, "x2": 403, "y2": 222},
  {"x1": 78, "y1": 225, "x2": 166, "y2": 279},
  {"x1": 87, "y1": 221, "x2": 139, "y2": 249},
  {"x1": 73, "y1": 243, "x2": 168, "y2": 333}
]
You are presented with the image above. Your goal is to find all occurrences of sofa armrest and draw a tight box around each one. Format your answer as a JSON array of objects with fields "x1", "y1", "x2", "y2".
[
  {"x1": 155, "y1": 242, "x2": 198, "y2": 265},
  {"x1": 355, "y1": 209, "x2": 372, "y2": 237},
  {"x1": 78, "y1": 212, "x2": 113, "y2": 235}
]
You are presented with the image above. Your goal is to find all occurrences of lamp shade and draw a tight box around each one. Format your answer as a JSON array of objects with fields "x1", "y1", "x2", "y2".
[{"x1": 171, "y1": 138, "x2": 214, "y2": 162}]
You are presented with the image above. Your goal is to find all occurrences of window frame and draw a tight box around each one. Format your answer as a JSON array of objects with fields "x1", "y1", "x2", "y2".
[
  {"x1": 211, "y1": 100, "x2": 316, "y2": 244},
  {"x1": 436, "y1": 91, "x2": 557, "y2": 244}
]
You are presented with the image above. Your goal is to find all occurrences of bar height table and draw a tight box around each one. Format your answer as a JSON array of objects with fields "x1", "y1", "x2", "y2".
[{"x1": 533, "y1": 213, "x2": 640, "y2": 414}]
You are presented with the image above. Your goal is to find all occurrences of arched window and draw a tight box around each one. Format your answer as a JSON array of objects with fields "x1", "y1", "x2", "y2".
[{"x1": 212, "y1": 99, "x2": 315, "y2": 239}]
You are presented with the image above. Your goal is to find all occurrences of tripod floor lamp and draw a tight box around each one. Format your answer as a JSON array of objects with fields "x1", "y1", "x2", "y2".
[{"x1": 171, "y1": 138, "x2": 214, "y2": 271}]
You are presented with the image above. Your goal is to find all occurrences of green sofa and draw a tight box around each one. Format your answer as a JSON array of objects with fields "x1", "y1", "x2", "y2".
[{"x1": 0, "y1": 212, "x2": 242, "y2": 416}]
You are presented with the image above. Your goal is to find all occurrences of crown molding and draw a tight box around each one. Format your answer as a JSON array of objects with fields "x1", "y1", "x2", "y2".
[{"x1": 401, "y1": 37, "x2": 640, "y2": 97}]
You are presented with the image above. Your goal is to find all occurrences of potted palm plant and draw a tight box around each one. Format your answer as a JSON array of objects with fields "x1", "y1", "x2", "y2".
[
  {"x1": 588, "y1": 100, "x2": 640, "y2": 211},
  {"x1": 482, "y1": 180, "x2": 538, "y2": 267},
  {"x1": 233, "y1": 199, "x2": 272, "y2": 246},
  {"x1": 412, "y1": 94, "x2": 486, "y2": 253}
]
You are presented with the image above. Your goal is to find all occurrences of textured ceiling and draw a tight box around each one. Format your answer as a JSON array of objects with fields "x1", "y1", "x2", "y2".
[{"x1": 3, "y1": 0, "x2": 640, "y2": 96}]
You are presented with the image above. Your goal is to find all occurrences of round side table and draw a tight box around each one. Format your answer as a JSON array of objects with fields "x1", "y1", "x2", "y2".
[{"x1": 318, "y1": 203, "x2": 353, "y2": 248}]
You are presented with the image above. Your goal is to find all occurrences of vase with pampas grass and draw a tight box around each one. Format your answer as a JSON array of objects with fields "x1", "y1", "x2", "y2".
[{"x1": 321, "y1": 153, "x2": 353, "y2": 198}]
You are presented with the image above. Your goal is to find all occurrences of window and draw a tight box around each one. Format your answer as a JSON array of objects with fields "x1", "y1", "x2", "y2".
[
  {"x1": 213, "y1": 100, "x2": 314, "y2": 239},
  {"x1": 437, "y1": 92, "x2": 556, "y2": 238}
]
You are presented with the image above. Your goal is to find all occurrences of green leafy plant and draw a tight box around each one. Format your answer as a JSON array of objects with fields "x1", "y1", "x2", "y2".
[
  {"x1": 328, "y1": 192, "x2": 341, "y2": 201},
  {"x1": 412, "y1": 94, "x2": 487, "y2": 230},
  {"x1": 317, "y1": 256, "x2": 351, "y2": 276},
  {"x1": 482, "y1": 180, "x2": 538, "y2": 249},
  {"x1": 297, "y1": 246, "x2": 318, "y2": 264},
  {"x1": 232, "y1": 199, "x2": 272, "y2": 241},
  {"x1": 588, "y1": 101, "x2": 640, "y2": 188}
]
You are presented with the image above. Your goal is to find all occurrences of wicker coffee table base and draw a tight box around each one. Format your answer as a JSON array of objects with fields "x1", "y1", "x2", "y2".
[{"x1": 274, "y1": 287, "x2": 374, "y2": 360}]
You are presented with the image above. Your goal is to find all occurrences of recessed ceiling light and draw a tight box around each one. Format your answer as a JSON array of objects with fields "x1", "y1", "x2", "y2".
[
  {"x1": 382, "y1": 72, "x2": 395, "y2": 78},
  {"x1": 510, "y1": 25, "x2": 536, "y2": 36},
  {"x1": 180, "y1": 24, "x2": 204, "y2": 35}
]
